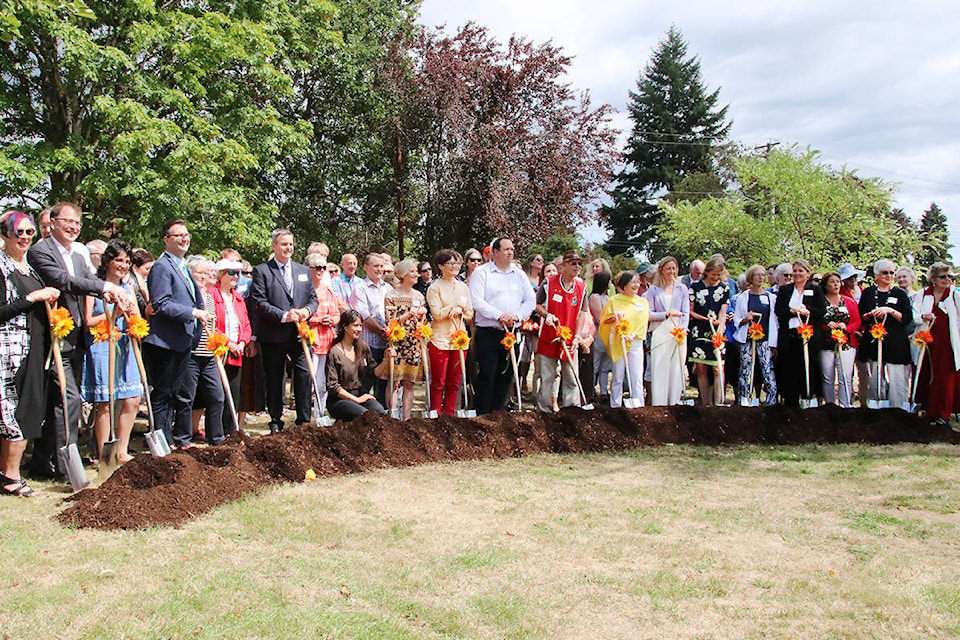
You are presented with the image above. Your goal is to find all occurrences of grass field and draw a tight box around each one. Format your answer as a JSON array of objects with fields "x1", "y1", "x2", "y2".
[{"x1": 1, "y1": 443, "x2": 958, "y2": 639}]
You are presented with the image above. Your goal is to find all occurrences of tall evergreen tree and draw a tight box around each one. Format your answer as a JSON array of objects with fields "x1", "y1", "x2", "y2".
[
  {"x1": 603, "y1": 26, "x2": 731, "y2": 255},
  {"x1": 919, "y1": 202, "x2": 953, "y2": 265}
]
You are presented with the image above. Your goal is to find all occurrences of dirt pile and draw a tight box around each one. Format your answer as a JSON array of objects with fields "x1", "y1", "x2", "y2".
[{"x1": 57, "y1": 405, "x2": 958, "y2": 530}]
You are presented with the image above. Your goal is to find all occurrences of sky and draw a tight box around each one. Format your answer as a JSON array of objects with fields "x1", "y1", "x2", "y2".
[{"x1": 418, "y1": 0, "x2": 960, "y2": 258}]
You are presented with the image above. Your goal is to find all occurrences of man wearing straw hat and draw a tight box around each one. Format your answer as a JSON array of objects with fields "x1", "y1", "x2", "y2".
[
  {"x1": 27, "y1": 202, "x2": 132, "y2": 479},
  {"x1": 534, "y1": 250, "x2": 591, "y2": 412}
]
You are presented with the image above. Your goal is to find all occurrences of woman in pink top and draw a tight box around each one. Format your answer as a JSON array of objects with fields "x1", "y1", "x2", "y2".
[
  {"x1": 306, "y1": 252, "x2": 343, "y2": 419},
  {"x1": 426, "y1": 249, "x2": 474, "y2": 415}
]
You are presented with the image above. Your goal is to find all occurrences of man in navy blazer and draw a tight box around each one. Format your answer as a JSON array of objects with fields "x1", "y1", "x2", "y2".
[
  {"x1": 27, "y1": 201, "x2": 132, "y2": 479},
  {"x1": 143, "y1": 219, "x2": 210, "y2": 448},
  {"x1": 250, "y1": 229, "x2": 318, "y2": 432}
]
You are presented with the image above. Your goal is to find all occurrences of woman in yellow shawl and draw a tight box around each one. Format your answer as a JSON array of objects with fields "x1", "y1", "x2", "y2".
[{"x1": 600, "y1": 271, "x2": 649, "y2": 407}]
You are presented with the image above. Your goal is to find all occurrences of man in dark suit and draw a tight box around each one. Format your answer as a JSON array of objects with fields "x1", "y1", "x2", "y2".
[
  {"x1": 27, "y1": 201, "x2": 131, "y2": 479},
  {"x1": 250, "y1": 229, "x2": 318, "y2": 432},
  {"x1": 142, "y1": 219, "x2": 209, "y2": 448}
]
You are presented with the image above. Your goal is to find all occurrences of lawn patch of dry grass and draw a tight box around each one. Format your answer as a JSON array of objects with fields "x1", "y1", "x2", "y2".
[{"x1": 0, "y1": 443, "x2": 957, "y2": 639}]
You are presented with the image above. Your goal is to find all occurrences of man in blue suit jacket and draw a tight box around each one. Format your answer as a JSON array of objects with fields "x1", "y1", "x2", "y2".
[
  {"x1": 250, "y1": 229, "x2": 318, "y2": 432},
  {"x1": 143, "y1": 219, "x2": 209, "y2": 448}
]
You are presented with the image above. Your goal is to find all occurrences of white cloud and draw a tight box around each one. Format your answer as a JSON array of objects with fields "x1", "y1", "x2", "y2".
[{"x1": 418, "y1": 0, "x2": 960, "y2": 259}]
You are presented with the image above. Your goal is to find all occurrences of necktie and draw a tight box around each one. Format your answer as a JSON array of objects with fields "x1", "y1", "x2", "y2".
[{"x1": 281, "y1": 263, "x2": 292, "y2": 290}]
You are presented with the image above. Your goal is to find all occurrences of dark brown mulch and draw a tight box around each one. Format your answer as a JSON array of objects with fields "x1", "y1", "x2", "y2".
[{"x1": 57, "y1": 406, "x2": 959, "y2": 531}]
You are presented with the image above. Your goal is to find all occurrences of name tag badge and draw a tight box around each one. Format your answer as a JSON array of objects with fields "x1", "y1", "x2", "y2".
[
  {"x1": 297, "y1": 273, "x2": 308, "y2": 282},
  {"x1": 635, "y1": 303, "x2": 644, "y2": 310},
  {"x1": 886, "y1": 296, "x2": 897, "y2": 305},
  {"x1": 759, "y1": 297, "x2": 769, "y2": 306},
  {"x1": 803, "y1": 290, "x2": 813, "y2": 297},
  {"x1": 552, "y1": 293, "x2": 564, "y2": 303}
]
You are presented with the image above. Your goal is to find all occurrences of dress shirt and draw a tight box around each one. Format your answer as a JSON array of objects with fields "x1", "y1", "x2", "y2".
[
  {"x1": 351, "y1": 277, "x2": 392, "y2": 349},
  {"x1": 331, "y1": 273, "x2": 361, "y2": 305},
  {"x1": 55, "y1": 238, "x2": 94, "y2": 278},
  {"x1": 468, "y1": 261, "x2": 536, "y2": 329}
]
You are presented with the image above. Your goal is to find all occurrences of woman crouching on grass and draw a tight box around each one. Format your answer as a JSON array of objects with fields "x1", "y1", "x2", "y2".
[{"x1": 325, "y1": 310, "x2": 394, "y2": 421}]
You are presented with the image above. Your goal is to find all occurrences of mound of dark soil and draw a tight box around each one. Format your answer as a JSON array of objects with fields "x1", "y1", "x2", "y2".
[{"x1": 58, "y1": 406, "x2": 958, "y2": 530}]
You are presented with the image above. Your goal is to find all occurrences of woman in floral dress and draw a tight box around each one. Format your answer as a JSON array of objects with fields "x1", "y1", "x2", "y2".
[
  {"x1": 385, "y1": 259, "x2": 426, "y2": 420},
  {"x1": 687, "y1": 256, "x2": 730, "y2": 406}
]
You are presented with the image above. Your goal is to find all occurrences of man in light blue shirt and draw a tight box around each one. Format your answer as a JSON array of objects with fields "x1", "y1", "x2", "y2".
[
  {"x1": 351, "y1": 252, "x2": 392, "y2": 405},
  {"x1": 468, "y1": 238, "x2": 536, "y2": 413}
]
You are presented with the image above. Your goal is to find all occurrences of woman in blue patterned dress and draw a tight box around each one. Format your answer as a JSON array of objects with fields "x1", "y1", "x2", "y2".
[
  {"x1": 687, "y1": 256, "x2": 730, "y2": 406},
  {"x1": 81, "y1": 239, "x2": 143, "y2": 463}
]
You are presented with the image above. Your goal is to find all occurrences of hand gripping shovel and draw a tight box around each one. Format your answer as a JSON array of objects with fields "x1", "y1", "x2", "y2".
[
  {"x1": 798, "y1": 312, "x2": 819, "y2": 409},
  {"x1": 453, "y1": 318, "x2": 476, "y2": 418},
  {"x1": 125, "y1": 311, "x2": 170, "y2": 456},
  {"x1": 420, "y1": 341, "x2": 438, "y2": 419},
  {"x1": 301, "y1": 332, "x2": 332, "y2": 426},
  {"x1": 46, "y1": 302, "x2": 89, "y2": 491},
  {"x1": 619, "y1": 331, "x2": 643, "y2": 408},
  {"x1": 98, "y1": 304, "x2": 121, "y2": 483}
]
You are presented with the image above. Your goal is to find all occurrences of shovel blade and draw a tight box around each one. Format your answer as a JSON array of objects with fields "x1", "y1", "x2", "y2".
[
  {"x1": 623, "y1": 398, "x2": 643, "y2": 409},
  {"x1": 144, "y1": 429, "x2": 171, "y2": 457},
  {"x1": 421, "y1": 410, "x2": 439, "y2": 419},
  {"x1": 98, "y1": 439, "x2": 120, "y2": 483},
  {"x1": 57, "y1": 444, "x2": 89, "y2": 492},
  {"x1": 799, "y1": 398, "x2": 819, "y2": 409},
  {"x1": 902, "y1": 402, "x2": 921, "y2": 413},
  {"x1": 580, "y1": 403, "x2": 595, "y2": 411},
  {"x1": 867, "y1": 399, "x2": 889, "y2": 409},
  {"x1": 740, "y1": 398, "x2": 760, "y2": 407},
  {"x1": 455, "y1": 409, "x2": 477, "y2": 418},
  {"x1": 316, "y1": 416, "x2": 334, "y2": 427}
]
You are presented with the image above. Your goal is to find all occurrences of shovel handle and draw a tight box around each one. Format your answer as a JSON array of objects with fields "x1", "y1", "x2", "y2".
[
  {"x1": 301, "y1": 335, "x2": 325, "y2": 424},
  {"x1": 44, "y1": 302, "x2": 72, "y2": 444}
]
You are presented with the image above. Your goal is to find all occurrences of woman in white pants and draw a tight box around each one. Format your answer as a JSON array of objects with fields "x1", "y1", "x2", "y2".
[
  {"x1": 643, "y1": 257, "x2": 689, "y2": 405},
  {"x1": 599, "y1": 271, "x2": 649, "y2": 408},
  {"x1": 820, "y1": 272, "x2": 861, "y2": 406}
]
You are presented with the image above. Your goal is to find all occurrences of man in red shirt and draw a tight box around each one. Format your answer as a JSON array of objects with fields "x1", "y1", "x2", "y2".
[{"x1": 534, "y1": 250, "x2": 592, "y2": 412}]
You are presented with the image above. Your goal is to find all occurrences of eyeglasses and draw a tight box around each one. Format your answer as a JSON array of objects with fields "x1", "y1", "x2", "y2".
[
  {"x1": 311, "y1": 266, "x2": 326, "y2": 272},
  {"x1": 445, "y1": 261, "x2": 462, "y2": 267},
  {"x1": 468, "y1": 258, "x2": 482, "y2": 263},
  {"x1": 166, "y1": 232, "x2": 191, "y2": 240},
  {"x1": 55, "y1": 217, "x2": 82, "y2": 228},
  {"x1": 226, "y1": 270, "x2": 241, "y2": 276},
  {"x1": 15, "y1": 228, "x2": 36, "y2": 237},
  {"x1": 879, "y1": 270, "x2": 895, "y2": 276}
]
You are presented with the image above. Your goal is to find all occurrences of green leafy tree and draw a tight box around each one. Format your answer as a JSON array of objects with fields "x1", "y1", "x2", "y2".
[
  {"x1": 918, "y1": 202, "x2": 952, "y2": 266},
  {"x1": 0, "y1": 0, "x2": 315, "y2": 258},
  {"x1": 603, "y1": 25, "x2": 731, "y2": 256},
  {"x1": 658, "y1": 145, "x2": 921, "y2": 275}
]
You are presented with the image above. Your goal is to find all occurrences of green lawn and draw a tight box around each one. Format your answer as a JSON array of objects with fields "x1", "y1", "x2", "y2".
[{"x1": 1, "y1": 443, "x2": 958, "y2": 639}]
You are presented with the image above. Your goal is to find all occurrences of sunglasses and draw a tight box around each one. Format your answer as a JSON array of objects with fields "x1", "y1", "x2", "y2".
[
  {"x1": 936, "y1": 274, "x2": 955, "y2": 280},
  {"x1": 468, "y1": 258, "x2": 482, "y2": 263},
  {"x1": 420, "y1": 268, "x2": 432, "y2": 273},
  {"x1": 879, "y1": 270, "x2": 895, "y2": 276},
  {"x1": 226, "y1": 270, "x2": 240, "y2": 276},
  {"x1": 15, "y1": 228, "x2": 36, "y2": 237},
  {"x1": 311, "y1": 266, "x2": 326, "y2": 271}
]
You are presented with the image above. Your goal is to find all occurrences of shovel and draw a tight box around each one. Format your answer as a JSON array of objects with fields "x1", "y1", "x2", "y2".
[
  {"x1": 387, "y1": 352, "x2": 403, "y2": 419},
  {"x1": 98, "y1": 305, "x2": 121, "y2": 483},
  {"x1": 46, "y1": 302, "x2": 89, "y2": 491},
  {"x1": 508, "y1": 327, "x2": 524, "y2": 412},
  {"x1": 558, "y1": 335, "x2": 594, "y2": 410},
  {"x1": 740, "y1": 338, "x2": 760, "y2": 407},
  {"x1": 420, "y1": 341, "x2": 438, "y2": 419},
  {"x1": 905, "y1": 321, "x2": 931, "y2": 413},
  {"x1": 300, "y1": 333, "x2": 333, "y2": 426},
  {"x1": 620, "y1": 333, "x2": 643, "y2": 408},
  {"x1": 710, "y1": 318, "x2": 728, "y2": 407},
  {"x1": 868, "y1": 316, "x2": 889, "y2": 409},
  {"x1": 453, "y1": 318, "x2": 476, "y2": 418},
  {"x1": 834, "y1": 345, "x2": 851, "y2": 409},
  {"x1": 798, "y1": 312, "x2": 819, "y2": 409},
  {"x1": 125, "y1": 313, "x2": 170, "y2": 456}
]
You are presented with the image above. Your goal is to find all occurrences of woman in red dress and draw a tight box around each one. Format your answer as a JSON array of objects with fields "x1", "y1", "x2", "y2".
[{"x1": 913, "y1": 262, "x2": 960, "y2": 425}]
